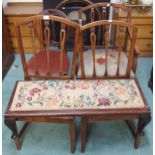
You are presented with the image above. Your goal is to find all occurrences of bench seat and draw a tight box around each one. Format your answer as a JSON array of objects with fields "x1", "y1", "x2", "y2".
[
  {"x1": 9, "y1": 79, "x2": 146, "y2": 112},
  {"x1": 4, "y1": 79, "x2": 151, "y2": 153}
]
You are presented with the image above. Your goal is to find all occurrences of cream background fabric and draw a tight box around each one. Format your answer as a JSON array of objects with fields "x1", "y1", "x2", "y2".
[
  {"x1": 77, "y1": 49, "x2": 134, "y2": 77},
  {"x1": 10, "y1": 79, "x2": 145, "y2": 111}
]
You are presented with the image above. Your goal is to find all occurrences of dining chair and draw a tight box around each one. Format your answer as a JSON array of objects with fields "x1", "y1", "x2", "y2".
[
  {"x1": 76, "y1": 20, "x2": 148, "y2": 151},
  {"x1": 78, "y1": 3, "x2": 139, "y2": 73},
  {"x1": 78, "y1": 20, "x2": 137, "y2": 79},
  {"x1": 15, "y1": 15, "x2": 79, "y2": 80},
  {"x1": 14, "y1": 15, "x2": 80, "y2": 152}
]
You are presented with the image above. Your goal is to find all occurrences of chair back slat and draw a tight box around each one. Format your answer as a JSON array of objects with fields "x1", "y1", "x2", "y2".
[
  {"x1": 15, "y1": 14, "x2": 80, "y2": 80},
  {"x1": 79, "y1": 3, "x2": 131, "y2": 24},
  {"x1": 15, "y1": 24, "x2": 29, "y2": 79},
  {"x1": 79, "y1": 33, "x2": 85, "y2": 78},
  {"x1": 79, "y1": 3, "x2": 131, "y2": 47},
  {"x1": 43, "y1": 20, "x2": 51, "y2": 75},
  {"x1": 28, "y1": 22, "x2": 38, "y2": 74},
  {"x1": 90, "y1": 28, "x2": 96, "y2": 77},
  {"x1": 60, "y1": 24, "x2": 66, "y2": 75},
  {"x1": 90, "y1": 8, "x2": 95, "y2": 22},
  {"x1": 104, "y1": 30, "x2": 109, "y2": 77},
  {"x1": 116, "y1": 29, "x2": 125, "y2": 77},
  {"x1": 126, "y1": 27, "x2": 138, "y2": 76},
  {"x1": 79, "y1": 20, "x2": 137, "y2": 79}
]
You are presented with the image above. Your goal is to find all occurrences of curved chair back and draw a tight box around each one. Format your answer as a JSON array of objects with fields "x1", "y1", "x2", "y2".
[
  {"x1": 78, "y1": 20, "x2": 137, "y2": 79},
  {"x1": 78, "y1": 3, "x2": 131, "y2": 46},
  {"x1": 15, "y1": 15, "x2": 80, "y2": 80}
]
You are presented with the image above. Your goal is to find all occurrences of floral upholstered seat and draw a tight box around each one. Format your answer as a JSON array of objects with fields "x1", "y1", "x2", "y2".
[
  {"x1": 10, "y1": 79, "x2": 145, "y2": 111},
  {"x1": 77, "y1": 49, "x2": 134, "y2": 78}
]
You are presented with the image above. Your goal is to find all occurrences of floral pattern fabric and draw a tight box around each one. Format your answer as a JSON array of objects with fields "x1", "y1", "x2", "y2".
[{"x1": 10, "y1": 79, "x2": 145, "y2": 111}]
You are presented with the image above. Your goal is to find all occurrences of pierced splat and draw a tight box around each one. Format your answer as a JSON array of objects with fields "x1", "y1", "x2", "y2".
[
  {"x1": 103, "y1": 25, "x2": 109, "y2": 46},
  {"x1": 44, "y1": 20, "x2": 50, "y2": 51},
  {"x1": 102, "y1": 7, "x2": 107, "y2": 44},
  {"x1": 59, "y1": 23, "x2": 66, "y2": 75},
  {"x1": 43, "y1": 20, "x2": 51, "y2": 75}
]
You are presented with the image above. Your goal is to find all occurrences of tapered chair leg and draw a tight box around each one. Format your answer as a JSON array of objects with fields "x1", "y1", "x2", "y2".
[
  {"x1": 134, "y1": 114, "x2": 151, "y2": 148},
  {"x1": 4, "y1": 118, "x2": 21, "y2": 150},
  {"x1": 69, "y1": 120, "x2": 76, "y2": 153},
  {"x1": 81, "y1": 117, "x2": 88, "y2": 153}
]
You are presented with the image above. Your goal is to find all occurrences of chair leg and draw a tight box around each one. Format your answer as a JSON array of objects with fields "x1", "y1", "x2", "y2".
[
  {"x1": 69, "y1": 120, "x2": 76, "y2": 153},
  {"x1": 4, "y1": 118, "x2": 21, "y2": 150},
  {"x1": 81, "y1": 117, "x2": 88, "y2": 153},
  {"x1": 134, "y1": 114, "x2": 151, "y2": 148}
]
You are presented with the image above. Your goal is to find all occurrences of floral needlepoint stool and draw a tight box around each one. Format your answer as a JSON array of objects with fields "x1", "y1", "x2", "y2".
[{"x1": 4, "y1": 79, "x2": 151, "y2": 152}]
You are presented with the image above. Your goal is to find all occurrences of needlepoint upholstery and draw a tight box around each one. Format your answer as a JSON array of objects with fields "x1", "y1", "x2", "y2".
[
  {"x1": 10, "y1": 79, "x2": 145, "y2": 111},
  {"x1": 77, "y1": 49, "x2": 134, "y2": 77}
]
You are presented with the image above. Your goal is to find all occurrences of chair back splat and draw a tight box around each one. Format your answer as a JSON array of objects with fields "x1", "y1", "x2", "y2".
[
  {"x1": 78, "y1": 3, "x2": 131, "y2": 47},
  {"x1": 15, "y1": 15, "x2": 80, "y2": 80},
  {"x1": 77, "y1": 20, "x2": 137, "y2": 79}
]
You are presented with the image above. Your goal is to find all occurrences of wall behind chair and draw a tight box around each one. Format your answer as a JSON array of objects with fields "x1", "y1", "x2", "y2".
[
  {"x1": 2, "y1": 0, "x2": 121, "y2": 7},
  {"x1": 2, "y1": 0, "x2": 42, "y2": 7}
]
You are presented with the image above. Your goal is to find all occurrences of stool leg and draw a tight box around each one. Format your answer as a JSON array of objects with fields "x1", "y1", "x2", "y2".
[
  {"x1": 4, "y1": 118, "x2": 21, "y2": 150},
  {"x1": 81, "y1": 117, "x2": 88, "y2": 153},
  {"x1": 134, "y1": 114, "x2": 151, "y2": 148},
  {"x1": 69, "y1": 121, "x2": 76, "y2": 153}
]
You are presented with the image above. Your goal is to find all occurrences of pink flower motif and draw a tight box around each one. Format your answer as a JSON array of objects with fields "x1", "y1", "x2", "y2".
[
  {"x1": 65, "y1": 85, "x2": 70, "y2": 89},
  {"x1": 16, "y1": 102, "x2": 22, "y2": 108},
  {"x1": 48, "y1": 96, "x2": 58, "y2": 106},
  {"x1": 108, "y1": 54, "x2": 115, "y2": 59},
  {"x1": 42, "y1": 85, "x2": 48, "y2": 90},
  {"x1": 27, "y1": 96, "x2": 32, "y2": 101},
  {"x1": 107, "y1": 87, "x2": 113, "y2": 91},
  {"x1": 96, "y1": 80, "x2": 104, "y2": 86},
  {"x1": 77, "y1": 81, "x2": 89, "y2": 89},
  {"x1": 96, "y1": 58, "x2": 105, "y2": 65},
  {"x1": 98, "y1": 98, "x2": 111, "y2": 106},
  {"x1": 29, "y1": 88, "x2": 41, "y2": 96},
  {"x1": 74, "y1": 99, "x2": 84, "y2": 107},
  {"x1": 117, "y1": 88, "x2": 126, "y2": 95},
  {"x1": 65, "y1": 84, "x2": 76, "y2": 89}
]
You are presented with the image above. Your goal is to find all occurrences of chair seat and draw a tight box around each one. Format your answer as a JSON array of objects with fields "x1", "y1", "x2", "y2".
[
  {"x1": 77, "y1": 49, "x2": 134, "y2": 77},
  {"x1": 27, "y1": 50, "x2": 69, "y2": 76},
  {"x1": 10, "y1": 79, "x2": 145, "y2": 111}
]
